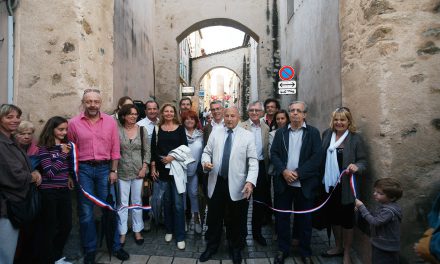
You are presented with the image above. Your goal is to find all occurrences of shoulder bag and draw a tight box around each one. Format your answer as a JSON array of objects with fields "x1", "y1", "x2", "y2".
[{"x1": 6, "y1": 183, "x2": 41, "y2": 228}]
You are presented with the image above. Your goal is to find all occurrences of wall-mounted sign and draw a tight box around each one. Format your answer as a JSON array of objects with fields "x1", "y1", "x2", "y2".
[
  {"x1": 279, "y1": 65, "x2": 295, "y2": 81},
  {"x1": 199, "y1": 90, "x2": 205, "y2": 97},
  {"x1": 182, "y1": 86, "x2": 195, "y2": 96},
  {"x1": 278, "y1": 80, "x2": 296, "y2": 89},
  {"x1": 278, "y1": 88, "x2": 297, "y2": 95}
]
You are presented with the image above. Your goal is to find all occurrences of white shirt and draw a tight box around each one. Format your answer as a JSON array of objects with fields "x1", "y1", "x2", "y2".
[
  {"x1": 211, "y1": 119, "x2": 224, "y2": 129},
  {"x1": 249, "y1": 120, "x2": 264, "y2": 160},
  {"x1": 137, "y1": 117, "x2": 158, "y2": 142},
  {"x1": 287, "y1": 122, "x2": 307, "y2": 187}
]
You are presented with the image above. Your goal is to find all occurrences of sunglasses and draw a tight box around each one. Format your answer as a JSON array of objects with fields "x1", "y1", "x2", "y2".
[{"x1": 335, "y1": 107, "x2": 350, "y2": 112}]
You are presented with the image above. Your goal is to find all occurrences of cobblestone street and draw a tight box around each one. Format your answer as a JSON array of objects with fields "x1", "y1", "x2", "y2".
[{"x1": 64, "y1": 203, "x2": 362, "y2": 264}]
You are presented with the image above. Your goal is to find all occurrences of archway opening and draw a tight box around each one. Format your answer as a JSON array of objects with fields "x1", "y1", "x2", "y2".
[
  {"x1": 198, "y1": 67, "x2": 241, "y2": 111},
  {"x1": 177, "y1": 19, "x2": 259, "y2": 115}
]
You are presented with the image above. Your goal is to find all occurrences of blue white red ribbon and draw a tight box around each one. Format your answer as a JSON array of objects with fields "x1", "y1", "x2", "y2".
[
  {"x1": 70, "y1": 142, "x2": 151, "y2": 212},
  {"x1": 350, "y1": 173, "x2": 358, "y2": 198},
  {"x1": 255, "y1": 169, "x2": 357, "y2": 214}
]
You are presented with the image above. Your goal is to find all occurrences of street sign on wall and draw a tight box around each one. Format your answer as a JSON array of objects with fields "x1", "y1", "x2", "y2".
[
  {"x1": 278, "y1": 80, "x2": 296, "y2": 89},
  {"x1": 182, "y1": 86, "x2": 195, "y2": 96},
  {"x1": 278, "y1": 88, "x2": 297, "y2": 95},
  {"x1": 199, "y1": 90, "x2": 205, "y2": 97},
  {"x1": 278, "y1": 65, "x2": 295, "y2": 81}
]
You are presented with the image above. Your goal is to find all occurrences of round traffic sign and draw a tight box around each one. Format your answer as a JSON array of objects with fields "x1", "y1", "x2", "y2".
[{"x1": 279, "y1": 66, "x2": 295, "y2": 81}]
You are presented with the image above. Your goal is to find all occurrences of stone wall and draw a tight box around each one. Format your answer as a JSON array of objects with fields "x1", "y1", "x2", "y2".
[
  {"x1": 113, "y1": 0, "x2": 155, "y2": 103},
  {"x1": 14, "y1": 0, "x2": 114, "y2": 128},
  {"x1": 278, "y1": 0, "x2": 342, "y2": 132},
  {"x1": 340, "y1": 0, "x2": 440, "y2": 262},
  {"x1": 153, "y1": 0, "x2": 276, "y2": 107}
]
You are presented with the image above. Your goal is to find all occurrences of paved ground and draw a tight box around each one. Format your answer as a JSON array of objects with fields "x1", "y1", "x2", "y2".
[{"x1": 64, "y1": 203, "x2": 362, "y2": 264}]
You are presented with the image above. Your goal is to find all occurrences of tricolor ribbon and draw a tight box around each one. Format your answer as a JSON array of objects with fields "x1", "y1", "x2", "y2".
[
  {"x1": 255, "y1": 169, "x2": 357, "y2": 214},
  {"x1": 70, "y1": 142, "x2": 152, "y2": 212},
  {"x1": 350, "y1": 173, "x2": 358, "y2": 198}
]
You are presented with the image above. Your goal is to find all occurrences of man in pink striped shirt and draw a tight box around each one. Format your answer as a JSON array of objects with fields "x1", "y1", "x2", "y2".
[{"x1": 68, "y1": 89, "x2": 129, "y2": 263}]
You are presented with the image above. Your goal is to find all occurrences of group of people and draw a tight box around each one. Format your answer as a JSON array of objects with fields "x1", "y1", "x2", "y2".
[{"x1": 0, "y1": 90, "x2": 410, "y2": 264}]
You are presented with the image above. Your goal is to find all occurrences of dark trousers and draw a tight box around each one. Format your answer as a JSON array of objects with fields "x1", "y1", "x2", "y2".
[
  {"x1": 252, "y1": 161, "x2": 271, "y2": 236},
  {"x1": 205, "y1": 177, "x2": 249, "y2": 250},
  {"x1": 36, "y1": 188, "x2": 72, "y2": 263},
  {"x1": 276, "y1": 186, "x2": 314, "y2": 257},
  {"x1": 372, "y1": 246, "x2": 399, "y2": 264}
]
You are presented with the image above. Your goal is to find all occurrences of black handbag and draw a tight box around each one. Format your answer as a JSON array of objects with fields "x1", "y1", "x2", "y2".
[{"x1": 6, "y1": 183, "x2": 41, "y2": 228}]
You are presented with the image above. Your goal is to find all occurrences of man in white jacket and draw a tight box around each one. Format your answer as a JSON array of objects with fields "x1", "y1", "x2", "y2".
[{"x1": 199, "y1": 106, "x2": 259, "y2": 264}]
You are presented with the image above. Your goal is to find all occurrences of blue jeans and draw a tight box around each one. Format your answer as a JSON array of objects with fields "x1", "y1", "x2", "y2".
[
  {"x1": 76, "y1": 163, "x2": 121, "y2": 253},
  {"x1": 0, "y1": 218, "x2": 19, "y2": 264},
  {"x1": 161, "y1": 179, "x2": 185, "y2": 242}
]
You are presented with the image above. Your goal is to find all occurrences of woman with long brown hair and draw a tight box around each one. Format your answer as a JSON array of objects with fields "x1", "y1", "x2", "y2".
[{"x1": 150, "y1": 103, "x2": 188, "y2": 250}]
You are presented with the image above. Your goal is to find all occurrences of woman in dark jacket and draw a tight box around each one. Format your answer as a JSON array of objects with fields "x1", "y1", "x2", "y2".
[
  {"x1": 0, "y1": 104, "x2": 37, "y2": 263},
  {"x1": 150, "y1": 103, "x2": 188, "y2": 250},
  {"x1": 320, "y1": 107, "x2": 367, "y2": 264}
]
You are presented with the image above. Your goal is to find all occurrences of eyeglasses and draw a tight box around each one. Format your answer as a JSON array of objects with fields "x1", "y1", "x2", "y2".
[
  {"x1": 248, "y1": 109, "x2": 262, "y2": 113},
  {"x1": 335, "y1": 107, "x2": 350, "y2": 112},
  {"x1": 289, "y1": 108, "x2": 304, "y2": 113},
  {"x1": 83, "y1": 89, "x2": 101, "y2": 95},
  {"x1": 211, "y1": 107, "x2": 222, "y2": 112}
]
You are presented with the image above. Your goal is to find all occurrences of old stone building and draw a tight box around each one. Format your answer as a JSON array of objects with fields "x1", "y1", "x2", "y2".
[{"x1": 0, "y1": 0, "x2": 439, "y2": 262}]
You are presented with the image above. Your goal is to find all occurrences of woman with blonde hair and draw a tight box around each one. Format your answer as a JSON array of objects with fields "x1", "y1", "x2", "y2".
[
  {"x1": 0, "y1": 104, "x2": 36, "y2": 263},
  {"x1": 320, "y1": 107, "x2": 367, "y2": 264}
]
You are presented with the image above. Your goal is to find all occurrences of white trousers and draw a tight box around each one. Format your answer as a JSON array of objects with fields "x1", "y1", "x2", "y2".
[{"x1": 118, "y1": 178, "x2": 144, "y2": 234}]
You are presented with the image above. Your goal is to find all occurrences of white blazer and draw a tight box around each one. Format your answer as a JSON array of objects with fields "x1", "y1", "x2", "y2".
[{"x1": 201, "y1": 126, "x2": 259, "y2": 201}]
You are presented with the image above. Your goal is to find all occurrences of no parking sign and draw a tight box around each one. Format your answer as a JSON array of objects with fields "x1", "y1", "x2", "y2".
[
  {"x1": 278, "y1": 66, "x2": 297, "y2": 95},
  {"x1": 279, "y1": 65, "x2": 295, "y2": 81}
]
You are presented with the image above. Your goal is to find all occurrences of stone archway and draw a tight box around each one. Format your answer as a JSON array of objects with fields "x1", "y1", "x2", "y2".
[
  {"x1": 153, "y1": 1, "x2": 277, "y2": 106},
  {"x1": 196, "y1": 66, "x2": 242, "y2": 110},
  {"x1": 176, "y1": 18, "x2": 259, "y2": 43},
  {"x1": 191, "y1": 46, "x2": 249, "y2": 110}
]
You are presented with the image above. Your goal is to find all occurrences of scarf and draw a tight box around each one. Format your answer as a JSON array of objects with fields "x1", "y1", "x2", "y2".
[
  {"x1": 323, "y1": 130, "x2": 349, "y2": 192},
  {"x1": 185, "y1": 129, "x2": 203, "y2": 144}
]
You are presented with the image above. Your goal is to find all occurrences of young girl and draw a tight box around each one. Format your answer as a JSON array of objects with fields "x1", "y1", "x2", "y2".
[{"x1": 37, "y1": 116, "x2": 74, "y2": 264}]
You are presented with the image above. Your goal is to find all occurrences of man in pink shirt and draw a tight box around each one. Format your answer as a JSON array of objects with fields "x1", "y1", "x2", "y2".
[{"x1": 68, "y1": 89, "x2": 129, "y2": 263}]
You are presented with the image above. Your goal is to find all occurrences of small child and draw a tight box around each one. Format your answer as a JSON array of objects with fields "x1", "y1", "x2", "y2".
[{"x1": 355, "y1": 177, "x2": 403, "y2": 264}]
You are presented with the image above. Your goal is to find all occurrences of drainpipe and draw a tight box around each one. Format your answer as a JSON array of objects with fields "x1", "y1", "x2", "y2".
[
  {"x1": 6, "y1": 0, "x2": 18, "y2": 103},
  {"x1": 7, "y1": 15, "x2": 13, "y2": 103}
]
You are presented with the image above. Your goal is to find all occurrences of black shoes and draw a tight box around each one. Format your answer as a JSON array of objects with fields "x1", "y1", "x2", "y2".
[
  {"x1": 134, "y1": 233, "x2": 144, "y2": 245},
  {"x1": 273, "y1": 251, "x2": 288, "y2": 264},
  {"x1": 253, "y1": 234, "x2": 267, "y2": 246},
  {"x1": 83, "y1": 251, "x2": 96, "y2": 264},
  {"x1": 113, "y1": 248, "x2": 130, "y2": 261},
  {"x1": 321, "y1": 250, "x2": 343, "y2": 257},
  {"x1": 301, "y1": 256, "x2": 314, "y2": 264},
  {"x1": 229, "y1": 248, "x2": 242, "y2": 264},
  {"x1": 199, "y1": 248, "x2": 217, "y2": 262}
]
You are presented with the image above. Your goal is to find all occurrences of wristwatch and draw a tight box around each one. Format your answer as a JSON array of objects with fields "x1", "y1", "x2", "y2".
[{"x1": 110, "y1": 169, "x2": 118, "y2": 173}]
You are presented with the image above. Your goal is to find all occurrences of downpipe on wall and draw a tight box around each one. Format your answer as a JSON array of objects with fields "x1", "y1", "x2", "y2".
[
  {"x1": 7, "y1": 15, "x2": 13, "y2": 103},
  {"x1": 6, "y1": 0, "x2": 18, "y2": 103}
]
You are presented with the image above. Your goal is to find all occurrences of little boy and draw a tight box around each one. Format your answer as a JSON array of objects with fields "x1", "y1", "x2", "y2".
[{"x1": 355, "y1": 177, "x2": 403, "y2": 264}]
